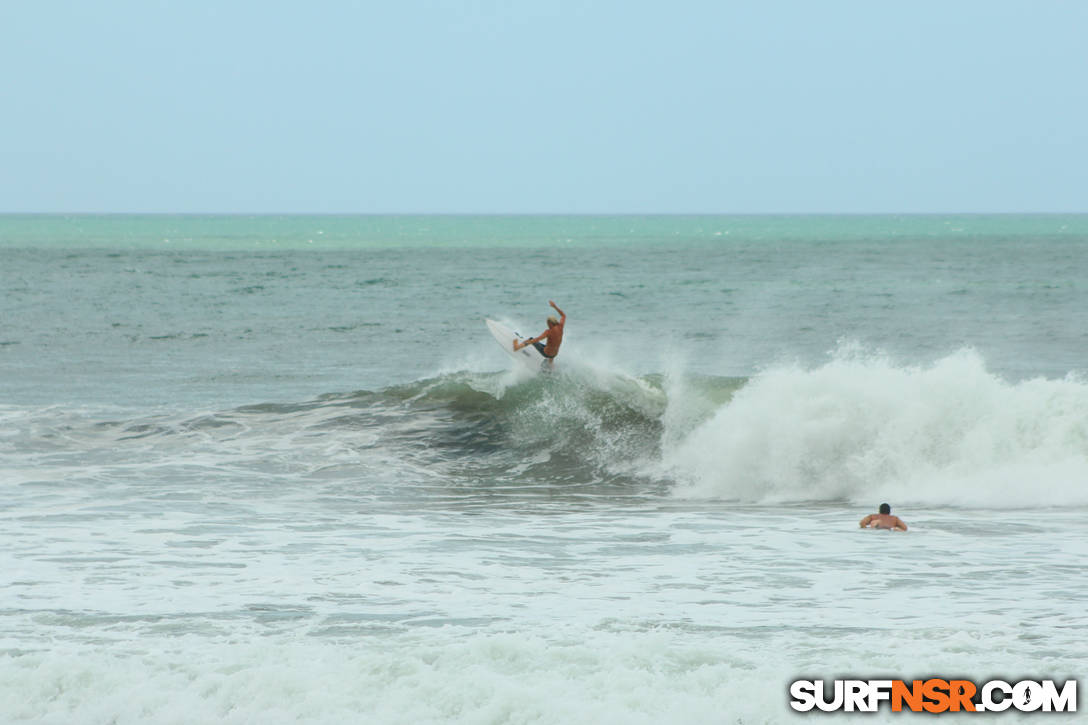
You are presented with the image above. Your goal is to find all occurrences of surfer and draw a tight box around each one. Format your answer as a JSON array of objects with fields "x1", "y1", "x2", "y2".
[
  {"x1": 513, "y1": 300, "x2": 566, "y2": 363},
  {"x1": 859, "y1": 503, "x2": 908, "y2": 531}
]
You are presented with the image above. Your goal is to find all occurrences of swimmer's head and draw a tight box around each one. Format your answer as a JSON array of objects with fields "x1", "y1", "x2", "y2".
[
  {"x1": 547, "y1": 315, "x2": 559, "y2": 327},
  {"x1": 879, "y1": 503, "x2": 891, "y2": 515}
]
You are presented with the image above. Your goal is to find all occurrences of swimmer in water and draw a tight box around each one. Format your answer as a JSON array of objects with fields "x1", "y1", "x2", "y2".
[{"x1": 859, "y1": 503, "x2": 908, "y2": 531}]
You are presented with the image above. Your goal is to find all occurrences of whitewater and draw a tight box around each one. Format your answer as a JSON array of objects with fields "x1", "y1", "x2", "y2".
[{"x1": 1, "y1": 215, "x2": 1086, "y2": 723}]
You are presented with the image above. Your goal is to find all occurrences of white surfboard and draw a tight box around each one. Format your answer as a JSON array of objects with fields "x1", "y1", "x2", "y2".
[{"x1": 486, "y1": 319, "x2": 549, "y2": 372}]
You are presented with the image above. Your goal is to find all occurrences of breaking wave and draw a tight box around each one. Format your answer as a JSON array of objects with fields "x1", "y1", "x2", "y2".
[
  {"x1": 6, "y1": 349, "x2": 1086, "y2": 508},
  {"x1": 661, "y1": 348, "x2": 1088, "y2": 508}
]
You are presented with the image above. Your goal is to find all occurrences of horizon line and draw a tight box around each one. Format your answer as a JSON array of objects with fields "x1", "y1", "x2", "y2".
[{"x1": 2, "y1": 210, "x2": 1087, "y2": 217}]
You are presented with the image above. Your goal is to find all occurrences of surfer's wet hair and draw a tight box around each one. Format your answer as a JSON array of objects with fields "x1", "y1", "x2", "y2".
[
  {"x1": 879, "y1": 503, "x2": 891, "y2": 515},
  {"x1": 547, "y1": 316, "x2": 559, "y2": 326}
]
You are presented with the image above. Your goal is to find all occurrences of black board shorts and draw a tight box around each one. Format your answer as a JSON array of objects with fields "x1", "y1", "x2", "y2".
[{"x1": 532, "y1": 341, "x2": 556, "y2": 359}]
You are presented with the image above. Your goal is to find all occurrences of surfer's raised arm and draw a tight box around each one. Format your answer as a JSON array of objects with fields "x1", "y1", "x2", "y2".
[{"x1": 549, "y1": 300, "x2": 565, "y2": 323}]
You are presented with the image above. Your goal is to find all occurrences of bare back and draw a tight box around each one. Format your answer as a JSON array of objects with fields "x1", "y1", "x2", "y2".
[
  {"x1": 860, "y1": 513, "x2": 907, "y2": 531},
  {"x1": 540, "y1": 321, "x2": 564, "y2": 357}
]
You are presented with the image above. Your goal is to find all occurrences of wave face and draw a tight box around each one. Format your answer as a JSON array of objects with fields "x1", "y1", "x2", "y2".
[
  {"x1": 8, "y1": 349, "x2": 1085, "y2": 510},
  {"x1": 1, "y1": 365, "x2": 679, "y2": 506},
  {"x1": 336, "y1": 366, "x2": 675, "y2": 497},
  {"x1": 661, "y1": 349, "x2": 1088, "y2": 508}
]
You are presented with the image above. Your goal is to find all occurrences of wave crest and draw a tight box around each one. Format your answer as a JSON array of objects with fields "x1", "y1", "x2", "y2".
[{"x1": 662, "y1": 349, "x2": 1088, "y2": 508}]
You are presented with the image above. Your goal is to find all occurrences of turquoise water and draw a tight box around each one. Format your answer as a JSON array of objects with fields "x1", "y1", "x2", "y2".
[
  {"x1": 2, "y1": 213, "x2": 1085, "y2": 249},
  {"x1": 2, "y1": 215, "x2": 1086, "y2": 722},
  {"x1": 2, "y1": 215, "x2": 1085, "y2": 407}
]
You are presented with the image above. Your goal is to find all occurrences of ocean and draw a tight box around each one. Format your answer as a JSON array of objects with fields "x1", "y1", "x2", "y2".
[{"x1": 1, "y1": 214, "x2": 1085, "y2": 723}]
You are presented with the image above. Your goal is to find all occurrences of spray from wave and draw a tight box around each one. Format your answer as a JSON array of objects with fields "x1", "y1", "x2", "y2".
[{"x1": 660, "y1": 348, "x2": 1088, "y2": 508}]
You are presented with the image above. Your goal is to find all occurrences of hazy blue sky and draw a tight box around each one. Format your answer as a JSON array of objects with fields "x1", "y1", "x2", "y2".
[{"x1": 2, "y1": 0, "x2": 1085, "y2": 213}]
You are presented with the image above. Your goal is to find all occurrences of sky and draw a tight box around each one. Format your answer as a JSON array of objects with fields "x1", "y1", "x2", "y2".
[{"x1": 1, "y1": 0, "x2": 1086, "y2": 214}]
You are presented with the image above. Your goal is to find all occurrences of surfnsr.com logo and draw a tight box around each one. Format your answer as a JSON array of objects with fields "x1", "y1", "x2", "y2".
[{"x1": 789, "y1": 679, "x2": 1077, "y2": 713}]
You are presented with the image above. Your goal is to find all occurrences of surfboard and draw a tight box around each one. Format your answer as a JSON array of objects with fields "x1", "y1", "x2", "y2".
[{"x1": 486, "y1": 319, "x2": 549, "y2": 372}]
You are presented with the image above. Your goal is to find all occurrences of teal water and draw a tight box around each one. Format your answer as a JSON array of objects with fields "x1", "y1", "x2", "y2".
[
  {"x1": 2, "y1": 215, "x2": 1086, "y2": 723},
  {"x1": 2, "y1": 215, "x2": 1085, "y2": 407},
  {"x1": 1, "y1": 213, "x2": 1085, "y2": 249}
]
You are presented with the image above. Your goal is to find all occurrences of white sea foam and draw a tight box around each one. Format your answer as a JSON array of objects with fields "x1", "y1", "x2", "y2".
[
  {"x1": 4, "y1": 513, "x2": 1081, "y2": 725},
  {"x1": 3, "y1": 631, "x2": 791, "y2": 725},
  {"x1": 663, "y1": 349, "x2": 1088, "y2": 507},
  {"x1": 7, "y1": 630, "x2": 1063, "y2": 725}
]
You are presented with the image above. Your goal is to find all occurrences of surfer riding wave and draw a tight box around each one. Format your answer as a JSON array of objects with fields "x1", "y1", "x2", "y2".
[{"x1": 514, "y1": 301, "x2": 566, "y2": 363}]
